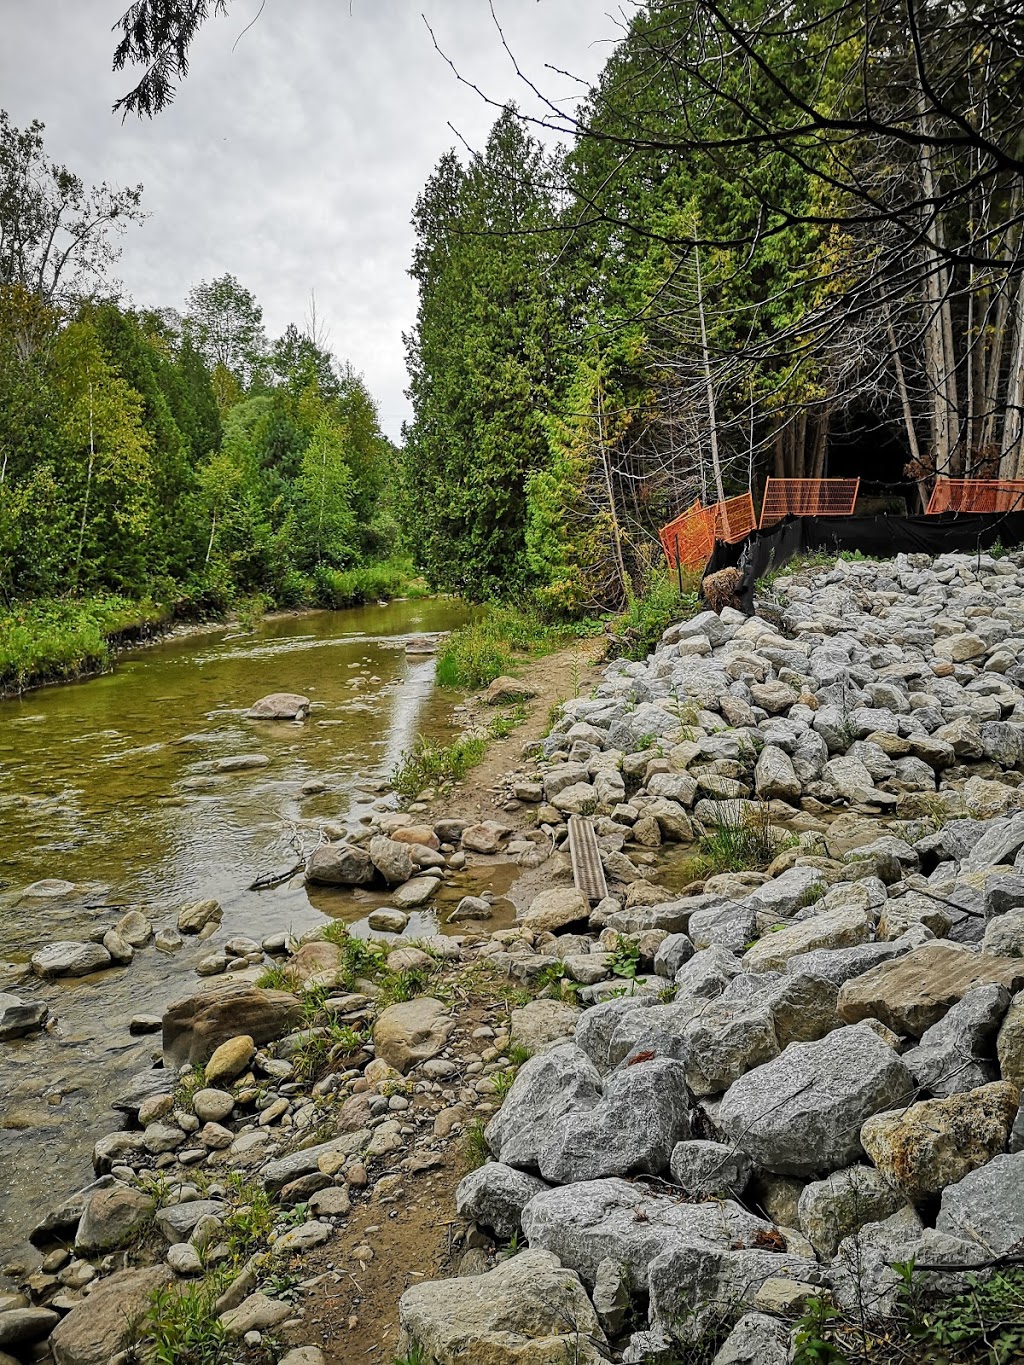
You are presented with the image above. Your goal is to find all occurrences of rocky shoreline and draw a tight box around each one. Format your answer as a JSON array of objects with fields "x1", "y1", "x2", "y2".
[{"x1": 4, "y1": 548, "x2": 1024, "y2": 1363}]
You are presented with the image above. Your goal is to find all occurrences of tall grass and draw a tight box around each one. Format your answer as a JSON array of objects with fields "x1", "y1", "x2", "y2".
[
  {"x1": 0, "y1": 595, "x2": 170, "y2": 693},
  {"x1": 435, "y1": 604, "x2": 597, "y2": 690},
  {"x1": 311, "y1": 559, "x2": 427, "y2": 609}
]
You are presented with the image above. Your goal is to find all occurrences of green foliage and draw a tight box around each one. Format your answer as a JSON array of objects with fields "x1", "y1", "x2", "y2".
[
  {"x1": 0, "y1": 595, "x2": 168, "y2": 692},
  {"x1": 463, "y1": 1118, "x2": 491, "y2": 1171},
  {"x1": 680, "y1": 804, "x2": 792, "y2": 881},
  {"x1": 435, "y1": 605, "x2": 596, "y2": 690},
  {"x1": 390, "y1": 734, "x2": 488, "y2": 799},
  {"x1": 609, "y1": 939, "x2": 642, "y2": 980},
  {"x1": 611, "y1": 572, "x2": 701, "y2": 662},
  {"x1": 311, "y1": 560, "x2": 419, "y2": 609},
  {"x1": 146, "y1": 1283, "x2": 231, "y2": 1365}
]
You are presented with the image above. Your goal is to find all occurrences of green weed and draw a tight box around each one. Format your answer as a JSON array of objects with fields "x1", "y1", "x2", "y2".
[
  {"x1": 464, "y1": 1118, "x2": 491, "y2": 1170},
  {"x1": 146, "y1": 1282, "x2": 232, "y2": 1365},
  {"x1": 390, "y1": 733, "x2": 487, "y2": 798},
  {"x1": 255, "y1": 963, "x2": 291, "y2": 991},
  {"x1": 610, "y1": 569, "x2": 701, "y2": 662},
  {"x1": 609, "y1": 940, "x2": 642, "y2": 979}
]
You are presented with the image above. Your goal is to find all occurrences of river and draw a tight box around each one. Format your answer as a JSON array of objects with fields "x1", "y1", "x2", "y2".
[{"x1": 0, "y1": 597, "x2": 475, "y2": 1270}]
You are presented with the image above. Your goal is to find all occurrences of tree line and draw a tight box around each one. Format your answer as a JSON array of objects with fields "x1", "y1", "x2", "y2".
[
  {"x1": 0, "y1": 112, "x2": 395, "y2": 612},
  {"x1": 398, "y1": 0, "x2": 1024, "y2": 610}
]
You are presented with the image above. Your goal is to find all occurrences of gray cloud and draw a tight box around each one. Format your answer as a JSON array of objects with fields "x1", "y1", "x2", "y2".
[{"x1": 0, "y1": 0, "x2": 616, "y2": 437}]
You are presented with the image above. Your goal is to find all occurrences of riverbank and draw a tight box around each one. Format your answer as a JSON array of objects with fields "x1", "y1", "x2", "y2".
[
  {"x1": 0, "y1": 562, "x2": 428, "y2": 697},
  {"x1": 5, "y1": 548, "x2": 1024, "y2": 1364}
]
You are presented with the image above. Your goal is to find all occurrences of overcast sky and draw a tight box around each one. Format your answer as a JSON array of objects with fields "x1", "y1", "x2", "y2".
[{"x1": 0, "y1": 1, "x2": 618, "y2": 438}]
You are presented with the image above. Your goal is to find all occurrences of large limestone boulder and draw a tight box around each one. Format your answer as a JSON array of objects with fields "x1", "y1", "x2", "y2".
[
  {"x1": 521, "y1": 1178, "x2": 773, "y2": 1291},
  {"x1": 837, "y1": 941, "x2": 1024, "y2": 1037},
  {"x1": 398, "y1": 1249, "x2": 607, "y2": 1364},
  {"x1": 486, "y1": 1045, "x2": 602, "y2": 1169},
  {"x1": 162, "y1": 980, "x2": 302, "y2": 1067},
  {"x1": 902, "y1": 983, "x2": 1008, "y2": 1097},
  {"x1": 754, "y1": 745, "x2": 802, "y2": 803},
  {"x1": 860, "y1": 1082, "x2": 1019, "y2": 1202},
  {"x1": 936, "y1": 1151, "x2": 1024, "y2": 1255},
  {"x1": 372, "y1": 997, "x2": 455, "y2": 1074},
  {"x1": 518, "y1": 888, "x2": 590, "y2": 934},
  {"x1": 50, "y1": 1267, "x2": 170, "y2": 1365},
  {"x1": 537, "y1": 1056, "x2": 692, "y2": 1183},
  {"x1": 455, "y1": 1163, "x2": 550, "y2": 1239},
  {"x1": 743, "y1": 906, "x2": 873, "y2": 974},
  {"x1": 997, "y1": 989, "x2": 1024, "y2": 1087},
  {"x1": 797, "y1": 1165, "x2": 907, "y2": 1260},
  {"x1": 718, "y1": 1024, "x2": 911, "y2": 1176},
  {"x1": 305, "y1": 843, "x2": 375, "y2": 886},
  {"x1": 246, "y1": 692, "x2": 310, "y2": 719}
]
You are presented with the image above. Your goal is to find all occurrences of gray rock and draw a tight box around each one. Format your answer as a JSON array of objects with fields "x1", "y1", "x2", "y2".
[
  {"x1": 49, "y1": 1266, "x2": 170, "y2": 1365},
  {"x1": 574, "y1": 995, "x2": 658, "y2": 1072},
  {"x1": 369, "y1": 835, "x2": 415, "y2": 885},
  {"x1": 30, "y1": 941, "x2": 111, "y2": 978},
  {"x1": 688, "y1": 900, "x2": 759, "y2": 952},
  {"x1": 220, "y1": 1291, "x2": 293, "y2": 1337},
  {"x1": 521, "y1": 1177, "x2": 774, "y2": 1290},
  {"x1": 176, "y1": 899, "x2": 222, "y2": 933},
  {"x1": 397, "y1": 1249, "x2": 607, "y2": 1364},
  {"x1": 155, "y1": 1200, "x2": 228, "y2": 1244},
  {"x1": 902, "y1": 983, "x2": 1009, "y2": 1097},
  {"x1": 985, "y1": 874, "x2": 1024, "y2": 919},
  {"x1": 797, "y1": 1164, "x2": 908, "y2": 1259},
  {"x1": 648, "y1": 1245, "x2": 825, "y2": 1344},
  {"x1": 983, "y1": 907, "x2": 1024, "y2": 956},
  {"x1": 712, "y1": 1312, "x2": 791, "y2": 1365},
  {"x1": 681, "y1": 995, "x2": 780, "y2": 1096},
  {"x1": 485, "y1": 1044, "x2": 603, "y2": 1169},
  {"x1": 936, "y1": 1151, "x2": 1024, "y2": 1255},
  {"x1": 748, "y1": 865, "x2": 828, "y2": 919},
  {"x1": 260, "y1": 1131, "x2": 370, "y2": 1193},
  {"x1": 509, "y1": 998, "x2": 581, "y2": 1055},
  {"x1": 754, "y1": 745, "x2": 802, "y2": 803},
  {"x1": 0, "y1": 1309, "x2": 60, "y2": 1348},
  {"x1": 75, "y1": 1184, "x2": 155, "y2": 1254},
  {"x1": 246, "y1": 692, "x2": 310, "y2": 719},
  {"x1": 591, "y1": 1257, "x2": 630, "y2": 1337},
  {"x1": 669, "y1": 1140, "x2": 752, "y2": 1199},
  {"x1": 0, "y1": 993, "x2": 48, "y2": 1040},
  {"x1": 538, "y1": 1056, "x2": 692, "y2": 1182},
  {"x1": 654, "y1": 933, "x2": 695, "y2": 978},
  {"x1": 962, "y1": 812, "x2": 1024, "y2": 873},
  {"x1": 454, "y1": 1163, "x2": 550, "y2": 1239},
  {"x1": 718, "y1": 1023, "x2": 912, "y2": 1176}
]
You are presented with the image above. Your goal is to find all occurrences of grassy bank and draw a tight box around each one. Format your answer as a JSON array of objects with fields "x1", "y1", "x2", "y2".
[
  {"x1": 0, "y1": 595, "x2": 171, "y2": 694},
  {"x1": 434, "y1": 604, "x2": 600, "y2": 690},
  {"x1": 0, "y1": 559, "x2": 428, "y2": 696}
]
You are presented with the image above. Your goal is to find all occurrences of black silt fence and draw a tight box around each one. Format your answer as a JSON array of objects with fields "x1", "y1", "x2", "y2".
[{"x1": 702, "y1": 512, "x2": 1024, "y2": 615}]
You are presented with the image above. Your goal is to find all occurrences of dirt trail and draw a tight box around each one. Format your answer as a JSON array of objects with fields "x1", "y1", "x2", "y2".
[
  {"x1": 424, "y1": 635, "x2": 609, "y2": 826},
  {"x1": 285, "y1": 640, "x2": 610, "y2": 1361}
]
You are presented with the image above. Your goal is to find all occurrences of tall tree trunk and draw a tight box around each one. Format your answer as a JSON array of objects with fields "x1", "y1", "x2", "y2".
[
  {"x1": 999, "y1": 272, "x2": 1024, "y2": 478},
  {"x1": 694, "y1": 246, "x2": 726, "y2": 508},
  {"x1": 919, "y1": 96, "x2": 960, "y2": 476}
]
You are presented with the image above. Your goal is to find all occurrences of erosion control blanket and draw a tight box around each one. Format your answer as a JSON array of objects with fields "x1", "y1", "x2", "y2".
[{"x1": 703, "y1": 512, "x2": 1024, "y2": 614}]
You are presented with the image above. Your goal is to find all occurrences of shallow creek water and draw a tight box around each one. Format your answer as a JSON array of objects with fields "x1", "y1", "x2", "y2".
[{"x1": 0, "y1": 598, "x2": 495, "y2": 1268}]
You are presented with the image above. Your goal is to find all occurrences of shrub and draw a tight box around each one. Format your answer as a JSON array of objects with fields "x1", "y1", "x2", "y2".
[{"x1": 610, "y1": 570, "x2": 701, "y2": 662}]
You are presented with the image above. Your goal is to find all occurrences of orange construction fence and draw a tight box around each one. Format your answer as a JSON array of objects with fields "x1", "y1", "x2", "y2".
[
  {"x1": 926, "y1": 478, "x2": 1024, "y2": 514},
  {"x1": 659, "y1": 492, "x2": 756, "y2": 572},
  {"x1": 759, "y1": 477, "x2": 860, "y2": 527}
]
